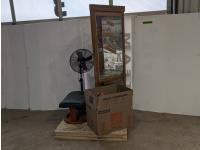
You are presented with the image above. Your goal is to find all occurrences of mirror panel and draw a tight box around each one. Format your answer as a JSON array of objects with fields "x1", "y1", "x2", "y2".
[
  {"x1": 96, "y1": 16, "x2": 123, "y2": 78},
  {"x1": 90, "y1": 5, "x2": 125, "y2": 86}
]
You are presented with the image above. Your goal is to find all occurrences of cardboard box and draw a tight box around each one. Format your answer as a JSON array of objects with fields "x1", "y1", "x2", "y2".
[{"x1": 85, "y1": 84, "x2": 133, "y2": 135}]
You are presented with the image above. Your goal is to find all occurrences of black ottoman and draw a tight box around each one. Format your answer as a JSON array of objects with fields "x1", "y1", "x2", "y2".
[{"x1": 59, "y1": 91, "x2": 86, "y2": 124}]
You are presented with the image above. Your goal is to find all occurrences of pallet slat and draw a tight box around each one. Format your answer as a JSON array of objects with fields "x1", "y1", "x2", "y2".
[{"x1": 54, "y1": 120, "x2": 127, "y2": 141}]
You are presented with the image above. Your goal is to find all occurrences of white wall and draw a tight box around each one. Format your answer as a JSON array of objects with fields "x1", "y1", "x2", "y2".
[
  {"x1": 2, "y1": 13, "x2": 200, "y2": 116},
  {"x1": 2, "y1": 26, "x2": 29, "y2": 109},
  {"x1": 2, "y1": 18, "x2": 92, "y2": 110},
  {"x1": 133, "y1": 13, "x2": 200, "y2": 116}
]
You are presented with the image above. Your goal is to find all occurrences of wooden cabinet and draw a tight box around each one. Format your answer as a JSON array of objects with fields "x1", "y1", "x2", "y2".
[{"x1": 90, "y1": 5, "x2": 126, "y2": 86}]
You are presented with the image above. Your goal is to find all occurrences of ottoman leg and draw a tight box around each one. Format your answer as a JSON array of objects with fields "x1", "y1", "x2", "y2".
[{"x1": 65, "y1": 107, "x2": 86, "y2": 124}]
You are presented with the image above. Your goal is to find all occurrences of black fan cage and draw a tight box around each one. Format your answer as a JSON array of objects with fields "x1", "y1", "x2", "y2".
[{"x1": 70, "y1": 49, "x2": 93, "y2": 73}]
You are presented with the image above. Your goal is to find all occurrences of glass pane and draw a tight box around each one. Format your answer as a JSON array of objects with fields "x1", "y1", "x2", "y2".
[
  {"x1": 96, "y1": 16, "x2": 123, "y2": 77},
  {"x1": 114, "y1": 0, "x2": 167, "y2": 13},
  {"x1": 63, "y1": 0, "x2": 108, "y2": 18},
  {"x1": 13, "y1": 0, "x2": 57, "y2": 21},
  {"x1": 1, "y1": 0, "x2": 12, "y2": 22}
]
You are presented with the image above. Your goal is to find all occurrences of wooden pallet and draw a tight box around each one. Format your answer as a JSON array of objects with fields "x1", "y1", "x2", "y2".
[{"x1": 54, "y1": 120, "x2": 127, "y2": 141}]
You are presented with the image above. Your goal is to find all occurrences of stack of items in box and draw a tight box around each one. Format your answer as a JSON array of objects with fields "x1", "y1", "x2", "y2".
[
  {"x1": 55, "y1": 4, "x2": 133, "y2": 141},
  {"x1": 55, "y1": 84, "x2": 133, "y2": 141}
]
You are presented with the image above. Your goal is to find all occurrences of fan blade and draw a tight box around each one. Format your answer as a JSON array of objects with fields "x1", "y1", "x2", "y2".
[
  {"x1": 70, "y1": 49, "x2": 93, "y2": 73},
  {"x1": 84, "y1": 55, "x2": 92, "y2": 61}
]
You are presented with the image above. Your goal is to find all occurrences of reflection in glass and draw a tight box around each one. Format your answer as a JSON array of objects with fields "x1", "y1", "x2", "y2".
[{"x1": 96, "y1": 16, "x2": 123, "y2": 78}]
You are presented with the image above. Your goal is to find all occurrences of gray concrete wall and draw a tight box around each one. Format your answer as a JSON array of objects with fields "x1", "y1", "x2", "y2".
[
  {"x1": 134, "y1": 13, "x2": 200, "y2": 116},
  {"x1": 2, "y1": 25, "x2": 29, "y2": 109},
  {"x1": 2, "y1": 18, "x2": 92, "y2": 110}
]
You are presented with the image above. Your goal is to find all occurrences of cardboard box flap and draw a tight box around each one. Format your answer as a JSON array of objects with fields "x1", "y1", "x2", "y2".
[
  {"x1": 85, "y1": 84, "x2": 133, "y2": 110},
  {"x1": 97, "y1": 90, "x2": 132, "y2": 110}
]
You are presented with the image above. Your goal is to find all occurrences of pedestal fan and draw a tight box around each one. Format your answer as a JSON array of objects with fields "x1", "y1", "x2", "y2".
[
  {"x1": 59, "y1": 49, "x2": 93, "y2": 124},
  {"x1": 70, "y1": 49, "x2": 93, "y2": 91}
]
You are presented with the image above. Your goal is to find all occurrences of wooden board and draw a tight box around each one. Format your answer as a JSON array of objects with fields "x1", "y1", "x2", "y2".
[{"x1": 54, "y1": 120, "x2": 127, "y2": 141}]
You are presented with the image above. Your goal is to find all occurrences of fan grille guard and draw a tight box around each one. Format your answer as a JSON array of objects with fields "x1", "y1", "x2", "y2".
[{"x1": 70, "y1": 49, "x2": 93, "y2": 73}]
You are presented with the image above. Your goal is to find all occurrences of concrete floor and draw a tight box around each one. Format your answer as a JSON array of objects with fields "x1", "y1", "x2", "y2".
[{"x1": 2, "y1": 109, "x2": 200, "y2": 150}]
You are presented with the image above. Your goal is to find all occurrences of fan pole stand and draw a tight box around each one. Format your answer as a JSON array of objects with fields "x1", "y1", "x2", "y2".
[
  {"x1": 80, "y1": 73, "x2": 83, "y2": 92},
  {"x1": 79, "y1": 63, "x2": 84, "y2": 92}
]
